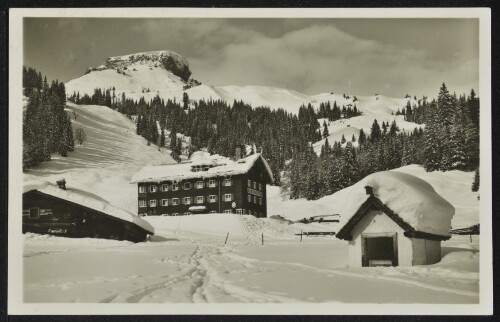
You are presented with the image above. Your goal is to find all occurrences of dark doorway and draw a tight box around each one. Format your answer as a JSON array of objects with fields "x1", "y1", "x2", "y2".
[{"x1": 362, "y1": 235, "x2": 398, "y2": 267}]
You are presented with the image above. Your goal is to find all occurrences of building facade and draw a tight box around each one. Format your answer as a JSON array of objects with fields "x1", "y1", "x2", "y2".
[{"x1": 133, "y1": 151, "x2": 273, "y2": 218}]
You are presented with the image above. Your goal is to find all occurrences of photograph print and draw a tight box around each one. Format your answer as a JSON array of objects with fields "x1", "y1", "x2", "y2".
[{"x1": 8, "y1": 8, "x2": 492, "y2": 315}]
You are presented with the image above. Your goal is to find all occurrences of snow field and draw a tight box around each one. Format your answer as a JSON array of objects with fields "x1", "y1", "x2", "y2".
[{"x1": 23, "y1": 232, "x2": 479, "y2": 303}]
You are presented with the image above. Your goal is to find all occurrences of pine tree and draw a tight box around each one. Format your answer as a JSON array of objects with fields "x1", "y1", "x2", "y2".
[
  {"x1": 472, "y1": 167, "x2": 480, "y2": 192},
  {"x1": 370, "y1": 119, "x2": 382, "y2": 141},
  {"x1": 423, "y1": 102, "x2": 442, "y2": 171},
  {"x1": 401, "y1": 139, "x2": 413, "y2": 166},
  {"x1": 341, "y1": 134, "x2": 346, "y2": 144},
  {"x1": 340, "y1": 142, "x2": 359, "y2": 188},
  {"x1": 444, "y1": 124, "x2": 467, "y2": 170},
  {"x1": 160, "y1": 129, "x2": 165, "y2": 146},
  {"x1": 322, "y1": 120, "x2": 329, "y2": 138},
  {"x1": 468, "y1": 89, "x2": 480, "y2": 128},
  {"x1": 358, "y1": 129, "x2": 367, "y2": 145},
  {"x1": 438, "y1": 82, "x2": 454, "y2": 127},
  {"x1": 183, "y1": 92, "x2": 189, "y2": 110},
  {"x1": 303, "y1": 145, "x2": 320, "y2": 200},
  {"x1": 382, "y1": 121, "x2": 388, "y2": 135},
  {"x1": 389, "y1": 120, "x2": 399, "y2": 136}
]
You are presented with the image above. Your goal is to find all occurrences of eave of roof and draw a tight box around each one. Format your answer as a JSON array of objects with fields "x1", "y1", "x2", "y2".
[{"x1": 335, "y1": 196, "x2": 451, "y2": 242}]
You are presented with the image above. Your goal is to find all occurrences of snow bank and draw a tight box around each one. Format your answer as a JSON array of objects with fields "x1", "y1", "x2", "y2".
[
  {"x1": 145, "y1": 213, "x2": 248, "y2": 237},
  {"x1": 24, "y1": 180, "x2": 154, "y2": 234},
  {"x1": 23, "y1": 232, "x2": 133, "y2": 247}
]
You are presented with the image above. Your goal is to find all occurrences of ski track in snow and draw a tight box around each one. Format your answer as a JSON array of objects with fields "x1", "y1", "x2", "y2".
[{"x1": 97, "y1": 240, "x2": 298, "y2": 303}]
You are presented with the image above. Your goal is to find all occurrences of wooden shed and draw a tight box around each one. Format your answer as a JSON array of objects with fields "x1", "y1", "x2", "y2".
[{"x1": 23, "y1": 179, "x2": 154, "y2": 242}]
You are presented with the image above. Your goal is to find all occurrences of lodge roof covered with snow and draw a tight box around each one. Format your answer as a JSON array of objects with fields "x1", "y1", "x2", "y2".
[
  {"x1": 131, "y1": 152, "x2": 274, "y2": 184},
  {"x1": 334, "y1": 171, "x2": 455, "y2": 239},
  {"x1": 24, "y1": 180, "x2": 154, "y2": 234}
]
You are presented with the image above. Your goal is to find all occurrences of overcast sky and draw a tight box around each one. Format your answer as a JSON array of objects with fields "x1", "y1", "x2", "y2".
[{"x1": 24, "y1": 18, "x2": 479, "y2": 97}]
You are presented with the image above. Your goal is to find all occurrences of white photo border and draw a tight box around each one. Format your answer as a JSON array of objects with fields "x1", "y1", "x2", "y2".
[{"x1": 8, "y1": 7, "x2": 492, "y2": 315}]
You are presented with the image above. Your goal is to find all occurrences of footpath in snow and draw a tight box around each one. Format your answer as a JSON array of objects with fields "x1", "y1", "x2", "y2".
[{"x1": 23, "y1": 213, "x2": 479, "y2": 304}]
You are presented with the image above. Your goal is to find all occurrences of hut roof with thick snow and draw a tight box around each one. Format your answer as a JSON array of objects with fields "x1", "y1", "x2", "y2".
[{"x1": 335, "y1": 171, "x2": 455, "y2": 239}]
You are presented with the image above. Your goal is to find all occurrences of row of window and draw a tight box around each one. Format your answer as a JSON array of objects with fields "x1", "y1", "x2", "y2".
[
  {"x1": 139, "y1": 178, "x2": 233, "y2": 193},
  {"x1": 139, "y1": 194, "x2": 233, "y2": 208},
  {"x1": 247, "y1": 194, "x2": 263, "y2": 205},
  {"x1": 247, "y1": 179, "x2": 263, "y2": 191}
]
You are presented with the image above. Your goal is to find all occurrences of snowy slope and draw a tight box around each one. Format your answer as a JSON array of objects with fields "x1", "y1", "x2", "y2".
[
  {"x1": 66, "y1": 68, "x2": 186, "y2": 97},
  {"x1": 24, "y1": 102, "x2": 176, "y2": 214},
  {"x1": 269, "y1": 165, "x2": 478, "y2": 230},
  {"x1": 312, "y1": 94, "x2": 421, "y2": 154}
]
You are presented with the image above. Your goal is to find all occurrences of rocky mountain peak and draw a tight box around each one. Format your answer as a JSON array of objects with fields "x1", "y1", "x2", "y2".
[{"x1": 88, "y1": 50, "x2": 192, "y2": 82}]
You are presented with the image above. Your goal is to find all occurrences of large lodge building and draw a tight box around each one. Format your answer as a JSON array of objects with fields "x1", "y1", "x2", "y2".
[{"x1": 131, "y1": 147, "x2": 274, "y2": 217}]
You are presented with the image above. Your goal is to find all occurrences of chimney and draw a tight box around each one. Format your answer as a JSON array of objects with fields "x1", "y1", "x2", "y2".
[
  {"x1": 364, "y1": 185, "x2": 374, "y2": 196},
  {"x1": 56, "y1": 179, "x2": 67, "y2": 190},
  {"x1": 234, "y1": 144, "x2": 244, "y2": 161}
]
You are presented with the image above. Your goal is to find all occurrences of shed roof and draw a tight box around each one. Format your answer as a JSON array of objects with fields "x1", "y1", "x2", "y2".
[
  {"x1": 24, "y1": 180, "x2": 154, "y2": 234},
  {"x1": 334, "y1": 171, "x2": 455, "y2": 240},
  {"x1": 131, "y1": 152, "x2": 273, "y2": 184}
]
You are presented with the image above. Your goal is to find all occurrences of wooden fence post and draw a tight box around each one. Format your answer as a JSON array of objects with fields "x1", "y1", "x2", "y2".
[
  {"x1": 261, "y1": 233, "x2": 264, "y2": 246},
  {"x1": 225, "y1": 232, "x2": 229, "y2": 245},
  {"x1": 300, "y1": 230, "x2": 303, "y2": 243}
]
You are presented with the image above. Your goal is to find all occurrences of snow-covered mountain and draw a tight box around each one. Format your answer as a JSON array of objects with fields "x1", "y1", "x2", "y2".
[
  {"x1": 66, "y1": 50, "x2": 194, "y2": 96},
  {"x1": 66, "y1": 50, "x2": 423, "y2": 154}
]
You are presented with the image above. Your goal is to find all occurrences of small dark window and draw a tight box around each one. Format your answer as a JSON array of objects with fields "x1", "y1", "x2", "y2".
[{"x1": 29, "y1": 207, "x2": 39, "y2": 219}]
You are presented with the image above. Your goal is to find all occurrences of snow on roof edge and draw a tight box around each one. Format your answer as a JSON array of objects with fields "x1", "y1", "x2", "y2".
[
  {"x1": 331, "y1": 171, "x2": 455, "y2": 237},
  {"x1": 131, "y1": 153, "x2": 274, "y2": 184},
  {"x1": 24, "y1": 181, "x2": 154, "y2": 234}
]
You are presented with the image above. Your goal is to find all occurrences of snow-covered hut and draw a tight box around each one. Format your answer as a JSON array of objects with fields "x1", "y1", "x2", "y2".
[
  {"x1": 23, "y1": 179, "x2": 154, "y2": 242},
  {"x1": 335, "y1": 171, "x2": 455, "y2": 267}
]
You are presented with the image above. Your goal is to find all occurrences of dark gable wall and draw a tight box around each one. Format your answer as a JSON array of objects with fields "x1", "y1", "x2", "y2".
[
  {"x1": 137, "y1": 158, "x2": 270, "y2": 217},
  {"x1": 241, "y1": 159, "x2": 269, "y2": 217}
]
